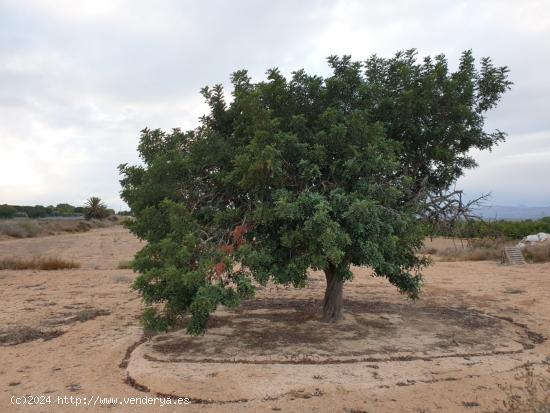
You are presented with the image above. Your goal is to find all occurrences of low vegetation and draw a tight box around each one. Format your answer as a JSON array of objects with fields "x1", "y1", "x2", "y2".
[
  {"x1": 0, "y1": 218, "x2": 120, "y2": 239},
  {"x1": 435, "y1": 238, "x2": 514, "y2": 262},
  {"x1": 423, "y1": 217, "x2": 550, "y2": 263},
  {"x1": 42, "y1": 308, "x2": 111, "y2": 327},
  {"x1": 0, "y1": 326, "x2": 64, "y2": 345},
  {"x1": 0, "y1": 203, "x2": 84, "y2": 219},
  {"x1": 432, "y1": 217, "x2": 550, "y2": 240},
  {"x1": 71, "y1": 308, "x2": 111, "y2": 322},
  {"x1": 523, "y1": 243, "x2": 550, "y2": 263},
  {"x1": 117, "y1": 260, "x2": 133, "y2": 269},
  {"x1": 497, "y1": 363, "x2": 550, "y2": 413},
  {"x1": 0, "y1": 201, "x2": 118, "y2": 219},
  {"x1": 423, "y1": 237, "x2": 550, "y2": 263},
  {"x1": 0, "y1": 257, "x2": 80, "y2": 270}
]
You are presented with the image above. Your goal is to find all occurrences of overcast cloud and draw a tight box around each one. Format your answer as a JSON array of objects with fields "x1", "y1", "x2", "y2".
[{"x1": 1, "y1": 0, "x2": 549, "y2": 209}]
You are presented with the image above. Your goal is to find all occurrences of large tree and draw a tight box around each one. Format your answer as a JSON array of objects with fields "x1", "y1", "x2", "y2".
[{"x1": 120, "y1": 50, "x2": 511, "y2": 334}]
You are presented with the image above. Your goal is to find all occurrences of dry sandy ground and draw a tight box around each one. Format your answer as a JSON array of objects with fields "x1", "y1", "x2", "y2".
[{"x1": 0, "y1": 227, "x2": 549, "y2": 413}]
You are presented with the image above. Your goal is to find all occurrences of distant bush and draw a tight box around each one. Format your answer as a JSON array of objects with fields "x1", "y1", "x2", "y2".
[
  {"x1": 0, "y1": 205, "x2": 17, "y2": 219},
  {"x1": 0, "y1": 203, "x2": 85, "y2": 219},
  {"x1": 117, "y1": 210, "x2": 132, "y2": 216},
  {"x1": 432, "y1": 217, "x2": 550, "y2": 240}
]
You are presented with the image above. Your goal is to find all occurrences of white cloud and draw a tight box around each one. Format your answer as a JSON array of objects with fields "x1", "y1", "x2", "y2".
[
  {"x1": 458, "y1": 131, "x2": 550, "y2": 205},
  {"x1": 1, "y1": 0, "x2": 549, "y2": 208}
]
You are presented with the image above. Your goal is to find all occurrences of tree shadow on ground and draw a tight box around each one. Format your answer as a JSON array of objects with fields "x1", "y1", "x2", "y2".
[{"x1": 150, "y1": 298, "x2": 533, "y2": 362}]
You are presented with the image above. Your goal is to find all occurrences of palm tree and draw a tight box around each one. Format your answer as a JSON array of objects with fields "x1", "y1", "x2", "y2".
[{"x1": 84, "y1": 197, "x2": 108, "y2": 220}]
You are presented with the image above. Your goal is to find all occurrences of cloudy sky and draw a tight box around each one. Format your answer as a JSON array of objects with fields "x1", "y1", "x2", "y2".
[{"x1": 1, "y1": 0, "x2": 549, "y2": 210}]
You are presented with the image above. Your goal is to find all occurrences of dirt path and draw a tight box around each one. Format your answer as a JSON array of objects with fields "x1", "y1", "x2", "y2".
[{"x1": 1, "y1": 228, "x2": 549, "y2": 412}]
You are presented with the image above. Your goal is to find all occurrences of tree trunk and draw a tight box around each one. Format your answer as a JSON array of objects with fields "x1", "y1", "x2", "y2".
[{"x1": 321, "y1": 265, "x2": 344, "y2": 322}]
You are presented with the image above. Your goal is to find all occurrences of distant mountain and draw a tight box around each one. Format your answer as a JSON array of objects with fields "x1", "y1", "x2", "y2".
[{"x1": 473, "y1": 205, "x2": 550, "y2": 221}]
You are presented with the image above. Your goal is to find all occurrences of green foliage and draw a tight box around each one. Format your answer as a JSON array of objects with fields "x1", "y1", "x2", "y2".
[
  {"x1": 444, "y1": 217, "x2": 550, "y2": 239},
  {"x1": 120, "y1": 50, "x2": 510, "y2": 334},
  {"x1": 84, "y1": 197, "x2": 109, "y2": 220},
  {"x1": 0, "y1": 203, "x2": 83, "y2": 219},
  {"x1": 55, "y1": 203, "x2": 77, "y2": 216},
  {"x1": 0, "y1": 204, "x2": 17, "y2": 219},
  {"x1": 117, "y1": 210, "x2": 132, "y2": 216}
]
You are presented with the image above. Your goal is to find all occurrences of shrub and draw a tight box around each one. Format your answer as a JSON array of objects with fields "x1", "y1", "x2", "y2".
[{"x1": 84, "y1": 197, "x2": 109, "y2": 220}]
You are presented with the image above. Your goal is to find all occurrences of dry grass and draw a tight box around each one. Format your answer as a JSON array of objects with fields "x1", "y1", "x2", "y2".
[
  {"x1": 523, "y1": 242, "x2": 550, "y2": 263},
  {"x1": 72, "y1": 308, "x2": 111, "y2": 322},
  {"x1": 424, "y1": 237, "x2": 550, "y2": 263},
  {"x1": 112, "y1": 274, "x2": 133, "y2": 283},
  {"x1": 421, "y1": 247, "x2": 439, "y2": 255},
  {"x1": 0, "y1": 326, "x2": 64, "y2": 345},
  {"x1": 41, "y1": 308, "x2": 111, "y2": 327},
  {"x1": 0, "y1": 218, "x2": 121, "y2": 239},
  {"x1": 117, "y1": 260, "x2": 133, "y2": 269},
  {"x1": 497, "y1": 363, "x2": 550, "y2": 412},
  {"x1": 420, "y1": 237, "x2": 471, "y2": 256},
  {"x1": 426, "y1": 237, "x2": 550, "y2": 263},
  {"x1": 0, "y1": 220, "x2": 42, "y2": 238},
  {"x1": 0, "y1": 257, "x2": 80, "y2": 270},
  {"x1": 436, "y1": 238, "x2": 516, "y2": 262}
]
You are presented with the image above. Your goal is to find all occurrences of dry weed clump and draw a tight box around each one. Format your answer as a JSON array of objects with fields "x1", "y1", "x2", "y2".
[
  {"x1": 72, "y1": 308, "x2": 111, "y2": 322},
  {"x1": 117, "y1": 260, "x2": 133, "y2": 269},
  {"x1": 0, "y1": 257, "x2": 80, "y2": 270},
  {"x1": 0, "y1": 326, "x2": 64, "y2": 345},
  {"x1": 41, "y1": 308, "x2": 111, "y2": 327}
]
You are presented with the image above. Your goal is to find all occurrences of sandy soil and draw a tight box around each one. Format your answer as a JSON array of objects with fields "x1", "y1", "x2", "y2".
[{"x1": 0, "y1": 227, "x2": 549, "y2": 412}]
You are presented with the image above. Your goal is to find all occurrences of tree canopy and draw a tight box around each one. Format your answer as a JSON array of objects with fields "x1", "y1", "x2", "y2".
[{"x1": 120, "y1": 49, "x2": 511, "y2": 334}]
